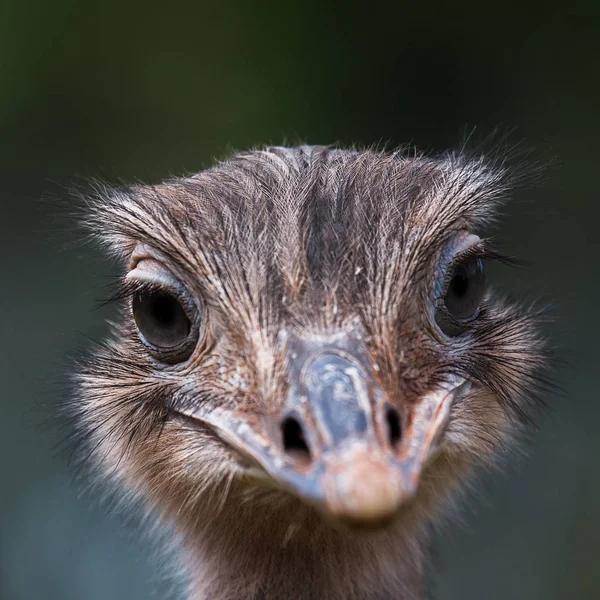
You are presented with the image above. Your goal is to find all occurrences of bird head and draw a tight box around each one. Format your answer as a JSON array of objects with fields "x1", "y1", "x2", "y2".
[{"x1": 76, "y1": 146, "x2": 545, "y2": 531}]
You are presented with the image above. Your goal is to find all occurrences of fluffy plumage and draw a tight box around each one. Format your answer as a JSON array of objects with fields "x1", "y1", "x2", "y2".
[{"x1": 72, "y1": 146, "x2": 548, "y2": 600}]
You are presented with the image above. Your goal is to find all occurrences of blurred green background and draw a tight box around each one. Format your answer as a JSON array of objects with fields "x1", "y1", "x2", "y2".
[{"x1": 1, "y1": 2, "x2": 598, "y2": 599}]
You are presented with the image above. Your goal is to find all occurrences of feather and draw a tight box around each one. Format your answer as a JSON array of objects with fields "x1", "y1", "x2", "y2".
[{"x1": 70, "y1": 145, "x2": 551, "y2": 600}]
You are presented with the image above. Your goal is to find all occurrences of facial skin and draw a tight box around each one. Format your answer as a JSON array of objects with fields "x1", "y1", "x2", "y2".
[{"x1": 74, "y1": 146, "x2": 546, "y2": 600}]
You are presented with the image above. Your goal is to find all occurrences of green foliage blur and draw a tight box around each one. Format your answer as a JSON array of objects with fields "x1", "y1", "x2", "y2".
[{"x1": 1, "y1": 2, "x2": 598, "y2": 598}]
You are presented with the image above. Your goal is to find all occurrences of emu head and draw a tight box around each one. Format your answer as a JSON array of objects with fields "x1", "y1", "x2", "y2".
[{"x1": 76, "y1": 146, "x2": 544, "y2": 537}]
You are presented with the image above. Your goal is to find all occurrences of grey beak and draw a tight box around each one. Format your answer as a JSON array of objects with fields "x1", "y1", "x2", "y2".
[{"x1": 179, "y1": 334, "x2": 468, "y2": 525}]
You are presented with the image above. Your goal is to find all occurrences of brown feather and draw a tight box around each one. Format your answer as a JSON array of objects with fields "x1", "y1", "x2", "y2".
[{"x1": 72, "y1": 145, "x2": 548, "y2": 600}]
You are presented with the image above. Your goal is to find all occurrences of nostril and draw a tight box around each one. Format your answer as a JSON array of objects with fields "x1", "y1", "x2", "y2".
[
  {"x1": 385, "y1": 406, "x2": 402, "y2": 448},
  {"x1": 281, "y1": 416, "x2": 312, "y2": 465}
]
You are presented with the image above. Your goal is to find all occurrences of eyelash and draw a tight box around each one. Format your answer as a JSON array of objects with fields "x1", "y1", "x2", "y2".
[
  {"x1": 434, "y1": 241, "x2": 519, "y2": 302},
  {"x1": 107, "y1": 277, "x2": 198, "y2": 319},
  {"x1": 106, "y1": 278, "x2": 160, "y2": 306}
]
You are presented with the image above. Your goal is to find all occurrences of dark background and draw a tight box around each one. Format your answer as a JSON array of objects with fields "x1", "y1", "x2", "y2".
[{"x1": 1, "y1": 2, "x2": 598, "y2": 599}]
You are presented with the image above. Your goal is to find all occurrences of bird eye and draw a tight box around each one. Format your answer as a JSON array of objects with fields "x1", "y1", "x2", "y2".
[
  {"x1": 436, "y1": 256, "x2": 485, "y2": 336},
  {"x1": 132, "y1": 287, "x2": 198, "y2": 363}
]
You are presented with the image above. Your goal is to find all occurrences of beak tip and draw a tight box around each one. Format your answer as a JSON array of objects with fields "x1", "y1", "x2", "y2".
[{"x1": 323, "y1": 451, "x2": 411, "y2": 524}]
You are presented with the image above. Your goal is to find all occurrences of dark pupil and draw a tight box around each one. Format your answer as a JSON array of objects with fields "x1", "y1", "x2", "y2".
[
  {"x1": 151, "y1": 294, "x2": 178, "y2": 326},
  {"x1": 450, "y1": 269, "x2": 469, "y2": 298},
  {"x1": 133, "y1": 289, "x2": 190, "y2": 349}
]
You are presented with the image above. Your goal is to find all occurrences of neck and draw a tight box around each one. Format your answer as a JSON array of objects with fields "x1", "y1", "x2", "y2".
[
  {"x1": 156, "y1": 452, "x2": 467, "y2": 600},
  {"x1": 177, "y1": 493, "x2": 431, "y2": 600}
]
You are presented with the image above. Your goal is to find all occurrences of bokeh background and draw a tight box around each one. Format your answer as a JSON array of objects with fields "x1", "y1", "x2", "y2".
[{"x1": 1, "y1": 2, "x2": 598, "y2": 599}]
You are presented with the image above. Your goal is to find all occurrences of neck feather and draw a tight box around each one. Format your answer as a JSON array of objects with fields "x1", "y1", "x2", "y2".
[
  {"x1": 178, "y1": 494, "x2": 431, "y2": 600},
  {"x1": 152, "y1": 452, "x2": 467, "y2": 599}
]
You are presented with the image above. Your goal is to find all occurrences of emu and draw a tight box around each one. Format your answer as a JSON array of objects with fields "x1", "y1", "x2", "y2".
[{"x1": 73, "y1": 146, "x2": 546, "y2": 599}]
